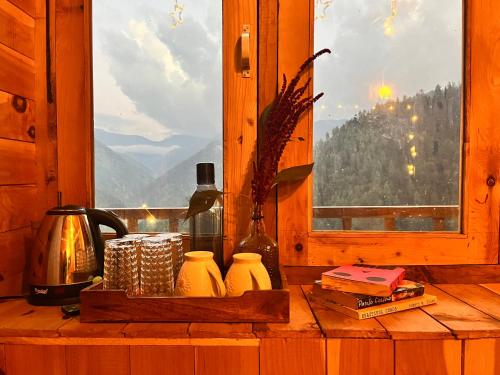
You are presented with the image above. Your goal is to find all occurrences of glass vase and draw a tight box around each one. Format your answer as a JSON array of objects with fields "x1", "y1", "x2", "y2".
[{"x1": 235, "y1": 204, "x2": 281, "y2": 288}]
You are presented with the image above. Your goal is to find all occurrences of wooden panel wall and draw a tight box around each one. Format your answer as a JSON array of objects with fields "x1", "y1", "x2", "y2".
[{"x1": 0, "y1": 0, "x2": 52, "y2": 297}]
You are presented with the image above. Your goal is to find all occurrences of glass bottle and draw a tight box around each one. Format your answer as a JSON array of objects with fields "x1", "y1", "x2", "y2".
[
  {"x1": 235, "y1": 204, "x2": 281, "y2": 289},
  {"x1": 189, "y1": 163, "x2": 224, "y2": 273}
]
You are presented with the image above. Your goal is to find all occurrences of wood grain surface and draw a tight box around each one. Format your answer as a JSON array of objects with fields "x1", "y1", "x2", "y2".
[
  {"x1": 0, "y1": 90, "x2": 35, "y2": 142},
  {"x1": 130, "y1": 346, "x2": 194, "y2": 375},
  {"x1": 0, "y1": 0, "x2": 34, "y2": 58},
  {"x1": 196, "y1": 346, "x2": 259, "y2": 375},
  {"x1": 328, "y1": 339, "x2": 393, "y2": 375},
  {"x1": 395, "y1": 340, "x2": 461, "y2": 375},
  {"x1": 0, "y1": 139, "x2": 36, "y2": 185},
  {"x1": 7, "y1": 0, "x2": 35, "y2": 17},
  {"x1": 65, "y1": 346, "x2": 130, "y2": 375},
  {"x1": 5, "y1": 345, "x2": 66, "y2": 375},
  {"x1": 260, "y1": 338, "x2": 325, "y2": 375},
  {"x1": 464, "y1": 338, "x2": 500, "y2": 375}
]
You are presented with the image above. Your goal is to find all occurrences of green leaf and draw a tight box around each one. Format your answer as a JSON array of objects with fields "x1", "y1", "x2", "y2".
[
  {"x1": 274, "y1": 163, "x2": 314, "y2": 184},
  {"x1": 184, "y1": 190, "x2": 223, "y2": 220}
]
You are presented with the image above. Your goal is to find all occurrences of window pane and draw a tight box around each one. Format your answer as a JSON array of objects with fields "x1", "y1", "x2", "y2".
[
  {"x1": 93, "y1": 0, "x2": 222, "y2": 232},
  {"x1": 313, "y1": 0, "x2": 462, "y2": 231}
]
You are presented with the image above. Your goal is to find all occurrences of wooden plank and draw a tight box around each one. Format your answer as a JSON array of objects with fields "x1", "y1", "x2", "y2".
[
  {"x1": 302, "y1": 285, "x2": 389, "y2": 339},
  {"x1": 481, "y1": 284, "x2": 500, "y2": 295},
  {"x1": 189, "y1": 323, "x2": 255, "y2": 338},
  {"x1": 258, "y1": 0, "x2": 278, "y2": 241},
  {"x1": 222, "y1": 0, "x2": 257, "y2": 264},
  {"x1": 254, "y1": 285, "x2": 321, "y2": 338},
  {"x1": 327, "y1": 339, "x2": 393, "y2": 375},
  {"x1": 0, "y1": 90, "x2": 35, "y2": 142},
  {"x1": 284, "y1": 265, "x2": 500, "y2": 285},
  {"x1": 124, "y1": 323, "x2": 190, "y2": 338},
  {"x1": 464, "y1": 339, "x2": 500, "y2": 375},
  {"x1": 0, "y1": 227, "x2": 30, "y2": 297},
  {"x1": 0, "y1": 139, "x2": 36, "y2": 185},
  {"x1": 0, "y1": 0, "x2": 34, "y2": 58},
  {"x1": 395, "y1": 340, "x2": 461, "y2": 375},
  {"x1": 376, "y1": 308, "x2": 453, "y2": 340},
  {"x1": 34, "y1": 0, "x2": 58, "y2": 220},
  {"x1": 196, "y1": 346, "x2": 259, "y2": 375},
  {"x1": 66, "y1": 346, "x2": 130, "y2": 375},
  {"x1": 55, "y1": 0, "x2": 92, "y2": 207},
  {"x1": 0, "y1": 299, "x2": 68, "y2": 337},
  {"x1": 0, "y1": 43, "x2": 34, "y2": 98},
  {"x1": 58, "y1": 318, "x2": 126, "y2": 338},
  {"x1": 7, "y1": 0, "x2": 35, "y2": 17},
  {"x1": 421, "y1": 285, "x2": 500, "y2": 339},
  {"x1": 436, "y1": 284, "x2": 500, "y2": 320},
  {"x1": 277, "y1": 0, "x2": 312, "y2": 266},
  {"x1": 5, "y1": 345, "x2": 66, "y2": 375},
  {"x1": 0, "y1": 186, "x2": 36, "y2": 232},
  {"x1": 0, "y1": 344, "x2": 4, "y2": 374},
  {"x1": 260, "y1": 338, "x2": 325, "y2": 375},
  {"x1": 130, "y1": 346, "x2": 194, "y2": 375}
]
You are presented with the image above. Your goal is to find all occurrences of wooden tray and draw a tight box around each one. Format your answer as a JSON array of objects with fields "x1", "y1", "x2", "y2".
[{"x1": 80, "y1": 269, "x2": 289, "y2": 323}]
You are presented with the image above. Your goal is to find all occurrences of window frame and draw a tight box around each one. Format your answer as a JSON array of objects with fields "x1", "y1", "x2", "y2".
[{"x1": 275, "y1": 0, "x2": 500, "y2": 266}]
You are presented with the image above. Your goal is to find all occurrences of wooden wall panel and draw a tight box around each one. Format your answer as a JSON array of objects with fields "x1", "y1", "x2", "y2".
[
  {"x1": 0, "y1": 344, "x2": 4, "y2": 374},
  {"x1": 0, "y1": 91, "x2": 35, "y2": 142},
  {"x1": 260, "y1": 338, "x2": 326, "y2": 375},
  {"x1": 0, "y1": 0, "x2": 34, "y2": 58},
  {"x1": 0, "y1": 43, "x2": 34, "y2": 99},
  {"x1": 66, "y1": 345, "x2": 130, "y2": 375},
  {"x1": 0, "y1": 186, "x2": 36, "y2": 232},
  {"x1": 5, "y1": 345, "x2": 66, "y2": 375},
  {"x1": 0, "y1": 227, "x2": 30, "y2": 296},
  {"x1": 7, "y1": 0, "x2": 35, "y2": 17},
  {"x1": 222, "y1": 0, "x2": 258, "y2": 263},
  {"x1": 196, "y1": 346, "x2": 259, "y2": 375},
  {"x1": 258, "y1": 0, "x2": 278, "y2": 241},
  {"x1": 130, "y1": 346, "x2": 194, "y2": 375},
  {"x1": 464, "y1": 339, "x2": 500, "y2": 375},
  {"x1": 0, "y1": 139, "x2": 36, "y2": 185},
  {"x1": 327, "y1": 339, "x2": 393, "y2": 375},
  {"x1": 55, "y1": 0, "x2": 92, "y2": 207},
  {"x1": 395, "y1": 340, "x2": 461, "y2": 375}
]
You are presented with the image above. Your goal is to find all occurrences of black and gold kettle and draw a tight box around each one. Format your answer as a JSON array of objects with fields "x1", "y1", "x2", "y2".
[{"x1": 28, "y1": 205, "x2": 128, "y2": 305}]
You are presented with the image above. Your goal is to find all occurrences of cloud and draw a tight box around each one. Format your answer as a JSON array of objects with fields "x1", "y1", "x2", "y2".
[
  {"x1": 314, "y1": 0, "x2": 462, "y2": 121},
  {"x1": 109, "y1": 144, "x2": 180, "y2": 155},
  {"x1": 94, "y1": 0, "x2": 222, "y2": 138}
]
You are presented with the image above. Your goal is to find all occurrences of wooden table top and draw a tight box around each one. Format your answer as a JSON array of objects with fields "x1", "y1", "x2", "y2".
[{"x1": 0, "y1": 284, "x2": 498, "y2": 343}]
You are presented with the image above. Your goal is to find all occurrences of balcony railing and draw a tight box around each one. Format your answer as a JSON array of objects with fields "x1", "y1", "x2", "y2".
[{"x1": 106, "y1": 205, "x2": 459, "y2": 233}]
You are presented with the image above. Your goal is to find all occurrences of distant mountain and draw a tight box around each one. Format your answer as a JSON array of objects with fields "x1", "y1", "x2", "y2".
[
  {"x1": 94, "y1": 128, "x2": 215, "y2": 176},
  {"x1": 140, "y1": 140, "x2": 223, "y2": 207},
  {"x1": 94, "y1": 140, "x2": 154, "y2": 208},
  {"x1": 314, "y1": 119, "x2": 346, "y2": 143}
]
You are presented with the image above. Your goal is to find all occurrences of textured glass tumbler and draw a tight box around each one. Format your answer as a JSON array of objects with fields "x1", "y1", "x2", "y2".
[
  {"x1": 157, "y1": 233, "x2": 184, "y2": 283},
  {"x1": 103, "y1": 238, "x2": 140, "y2": 295},
  {"x1": 140, "y1": 237, "x2": 175, "y2": 296}
]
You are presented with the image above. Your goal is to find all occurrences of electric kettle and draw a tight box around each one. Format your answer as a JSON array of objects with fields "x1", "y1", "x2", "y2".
[{"x1": 28, "y1": 205, "x2": 128, "y2": 305}]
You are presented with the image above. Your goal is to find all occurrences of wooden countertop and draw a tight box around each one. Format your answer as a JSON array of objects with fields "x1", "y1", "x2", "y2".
[{"x1": 0, "y1": 284, "x2": 498, "y2": 344}]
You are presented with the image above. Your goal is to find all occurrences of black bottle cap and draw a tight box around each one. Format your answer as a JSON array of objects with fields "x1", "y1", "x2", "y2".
[{"x1": 197, "y1": 163, "x2": 215, "y2": 185}]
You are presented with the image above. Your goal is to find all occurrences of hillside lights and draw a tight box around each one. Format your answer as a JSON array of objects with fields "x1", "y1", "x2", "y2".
[{"x1": 407, "y1": 164, "x2": 415, "y2": 176}]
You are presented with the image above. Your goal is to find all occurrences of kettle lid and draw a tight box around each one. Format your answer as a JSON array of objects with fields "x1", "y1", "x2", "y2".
[{"x1": 47, "y1": 205, "x2": 86, "y2": 215}]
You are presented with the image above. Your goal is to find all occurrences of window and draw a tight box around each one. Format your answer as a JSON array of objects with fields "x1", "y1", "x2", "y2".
[
  {"x1": 277, "y1": 0, "x2": 499, "y2": 265},
  {"x1": 93, "y1": 1, "x2": 222, "y2": 233},
  {"x1": 312, "y1": 0, "x2": 462, "y2": 232}
]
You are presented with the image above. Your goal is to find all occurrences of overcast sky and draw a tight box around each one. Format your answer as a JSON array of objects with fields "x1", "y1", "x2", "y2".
[
  {"x1": 92, "y1": 0, "x2": 462, "y2": 140},
  {"x1": 314, "y1": 0, "x2": 462, "y2": 121}
]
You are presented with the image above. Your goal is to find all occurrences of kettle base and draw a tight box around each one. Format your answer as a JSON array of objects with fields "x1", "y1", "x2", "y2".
[{"x1": 27, "y1": 281, "x2": 92, "y2": 306}]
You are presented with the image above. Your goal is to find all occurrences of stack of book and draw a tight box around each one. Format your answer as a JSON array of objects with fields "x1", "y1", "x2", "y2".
[{"x1": 308, "y1": 265, "x2": 437, "y2": 320}]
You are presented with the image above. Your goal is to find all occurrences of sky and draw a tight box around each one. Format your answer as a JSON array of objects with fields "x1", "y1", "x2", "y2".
[
  {"x1": 92, "y1": 0, "x2": 462, "y2": 139},
  {"x1": 314, "y1": 0, "x2": 462, "y2": 121}
]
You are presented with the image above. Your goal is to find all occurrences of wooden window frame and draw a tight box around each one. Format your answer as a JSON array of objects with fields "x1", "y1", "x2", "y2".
[{"x1": 275, "y1": 0, "x2": 500, "y2": 266}]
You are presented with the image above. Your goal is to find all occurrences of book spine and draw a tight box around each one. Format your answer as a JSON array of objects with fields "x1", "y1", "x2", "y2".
[
  {"x1": 357, "y1": 295, "x2": 437, "y2": 320},
  {"x1": 356, "y1": 295, "x2": 393, "y2": 309}
]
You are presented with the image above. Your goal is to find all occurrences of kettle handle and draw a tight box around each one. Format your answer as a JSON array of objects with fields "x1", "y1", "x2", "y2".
[
  {"x1": 87, "y1": 208, "x2": 128, "y2": 275},
  {"x1": 87, "y1": 208, "x2": 128, "y2": 237}
]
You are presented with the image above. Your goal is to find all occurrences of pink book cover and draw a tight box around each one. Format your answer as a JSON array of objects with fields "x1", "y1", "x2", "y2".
[{"x1": 323, "y1": 265, "x2": 405, "y2": 291}]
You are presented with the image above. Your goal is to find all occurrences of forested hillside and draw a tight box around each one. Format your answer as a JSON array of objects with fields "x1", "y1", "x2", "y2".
[{"x1": 313, "y1": 84, "x2": 461, "y2": 208}]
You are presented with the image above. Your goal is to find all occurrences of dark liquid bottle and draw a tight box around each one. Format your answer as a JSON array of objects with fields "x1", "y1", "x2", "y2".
[{"x1": 189, "y1": 163, "x2": 224, "y2": 272}]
